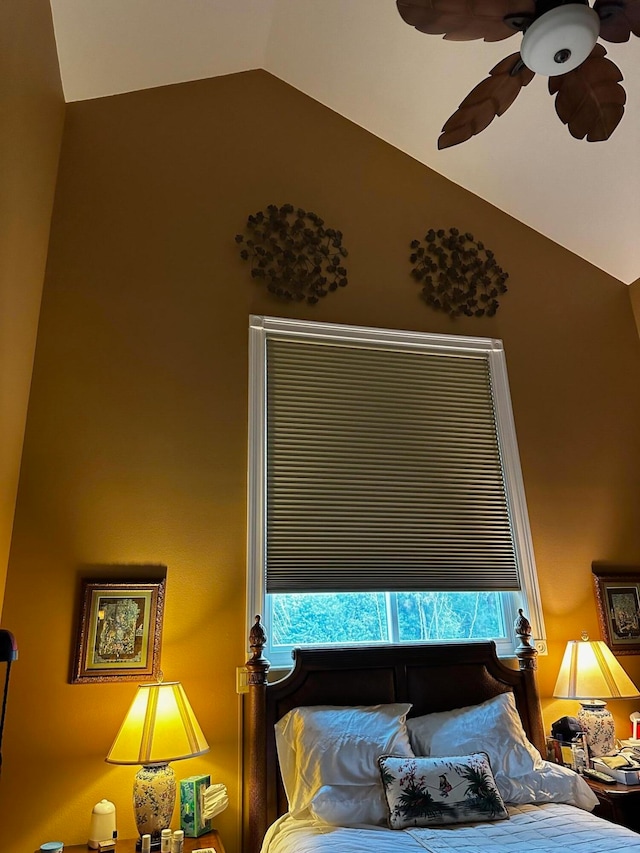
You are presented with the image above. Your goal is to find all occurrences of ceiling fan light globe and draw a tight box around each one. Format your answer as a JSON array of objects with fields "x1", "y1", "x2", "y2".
[{"x1": 520, "y1": 4, "x2": 600, "y2": 76}]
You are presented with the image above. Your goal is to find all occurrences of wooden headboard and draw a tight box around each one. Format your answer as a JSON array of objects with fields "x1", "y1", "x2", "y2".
[{"x1": 242, "y1": 617, "x2": 544, "y2": 853}]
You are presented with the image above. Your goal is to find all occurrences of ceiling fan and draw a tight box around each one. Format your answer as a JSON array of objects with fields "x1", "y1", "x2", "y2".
[{"x1": 396, "y1": 0, "x2": 639, "y2": 147}]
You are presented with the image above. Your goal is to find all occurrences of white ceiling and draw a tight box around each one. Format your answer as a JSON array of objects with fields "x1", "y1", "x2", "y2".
[{"x1": 50, "y1": 0, "x2": 640, "y2": 284}]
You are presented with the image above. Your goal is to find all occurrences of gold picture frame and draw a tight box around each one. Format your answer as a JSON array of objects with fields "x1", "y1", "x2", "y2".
[
  {"x1": 71, "y1": 578, "x2": 165, "y2": 683},
  {"x1": 592, "y1": 565, "x2": 640, "y2": 655}
]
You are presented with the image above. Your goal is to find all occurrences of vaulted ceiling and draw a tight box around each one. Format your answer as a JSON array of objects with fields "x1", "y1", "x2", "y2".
[{"x1": 50, "y1": 0, "x2": 640, "y2": 284}]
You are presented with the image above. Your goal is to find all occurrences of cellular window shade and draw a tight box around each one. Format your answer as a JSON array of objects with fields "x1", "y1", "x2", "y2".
[{"x1": 265, "y1": 338, "x2": 521, "y2": 594}]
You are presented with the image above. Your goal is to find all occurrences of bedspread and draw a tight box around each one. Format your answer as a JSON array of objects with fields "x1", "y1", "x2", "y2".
[{"x1": 261, "y1": 803, "x2": 640, "y2": 853}]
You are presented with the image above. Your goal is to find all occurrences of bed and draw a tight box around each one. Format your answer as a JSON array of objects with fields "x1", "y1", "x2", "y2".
[{"x1": 242, "y1": 616, "x2": 640, "y2": 853}]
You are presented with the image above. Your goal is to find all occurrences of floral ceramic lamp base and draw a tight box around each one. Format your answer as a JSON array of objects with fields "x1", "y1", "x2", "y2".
[
  {"x1": 578, "y1": 700, "x2": 615, "y2": 758},
  {"x1": 133, "y1": 763, "x2": 176, "y2": 850}
]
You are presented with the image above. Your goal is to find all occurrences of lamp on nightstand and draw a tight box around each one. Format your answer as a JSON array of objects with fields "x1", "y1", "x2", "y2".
[
  {"x1": 106, "y1": 680, "x2": 209, "y2": 850},
  {"x1": 553, "y1": 633, "x2": 640, "y2": 757}
]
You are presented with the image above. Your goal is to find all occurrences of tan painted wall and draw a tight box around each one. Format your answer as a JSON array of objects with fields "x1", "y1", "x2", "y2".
[
  {"x1": 2, "y1": 70, "x2": 640, "y2": 852},
  {"x1": 0, "y1": 0, "x2": 65, "y2": 614}
]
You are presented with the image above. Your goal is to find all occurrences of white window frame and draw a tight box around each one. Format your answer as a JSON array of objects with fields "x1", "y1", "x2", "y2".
[{"x1": 247, "y1": 315, "x2": 547, "y2": 667}]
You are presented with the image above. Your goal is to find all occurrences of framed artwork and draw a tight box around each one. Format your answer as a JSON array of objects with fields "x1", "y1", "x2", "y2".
[
  {"x1": 71, "y1": 578, "x2": 166, "y2": 683},
  {"x1": 593, "y1": 566, "x2": 640, "y2": 655}
]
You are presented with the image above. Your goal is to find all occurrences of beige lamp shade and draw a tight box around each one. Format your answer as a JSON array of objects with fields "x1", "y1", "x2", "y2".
[
  {"x1": 106, "y1": 681, "x2": 209, "y2": 765},
  {"x1": 553, "y1": 637, "x2": 640, "y2": 701}
]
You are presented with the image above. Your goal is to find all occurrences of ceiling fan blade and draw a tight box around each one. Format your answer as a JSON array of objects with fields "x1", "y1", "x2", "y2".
[
  {"x1": 594, "y1": 0, "x2": 640, "y2": 42},
  {"x1": 548, "y1": 44, "x2": 626, "y2": 141},
  {"x1": 397, "y1": 0, "x2": 535, "y2": 42},
  {"x1": 438, "y1": 53, "x2": 534, "y2": 148}
]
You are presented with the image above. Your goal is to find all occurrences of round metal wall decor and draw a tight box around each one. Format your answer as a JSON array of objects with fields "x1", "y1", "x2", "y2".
[
  {"x1": 236, "y1": 204, "x2": 348, "y2": 304},
  {"x1": 410, "y1": 228, "x2": 508, "y2": 318}
]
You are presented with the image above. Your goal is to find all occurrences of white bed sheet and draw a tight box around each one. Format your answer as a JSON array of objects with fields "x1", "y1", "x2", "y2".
[{"x1": 261, "y1": 803, "x2": 640, "y2": 853}]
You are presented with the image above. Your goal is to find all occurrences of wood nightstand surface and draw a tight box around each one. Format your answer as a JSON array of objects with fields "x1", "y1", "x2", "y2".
[
  {"x1": 61, "y1": 830, "x2": 225, "y2": 853},
  {"x1": 586, "y1": 777, "x2": 640, "y2": 832}
]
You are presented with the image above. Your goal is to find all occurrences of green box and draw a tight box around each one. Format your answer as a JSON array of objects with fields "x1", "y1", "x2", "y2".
[{"x1": 179, "y1": 774, "x2": 211, "y2": 837}]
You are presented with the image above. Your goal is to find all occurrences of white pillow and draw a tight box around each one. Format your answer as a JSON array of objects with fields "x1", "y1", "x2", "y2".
[
  {"x1": 407, "y1": 692, "x2": 543, "y2": 802},
  {"x1": 275, "y1": 703, "x2": 414, "y2": 824},
  {"x1": 499, "y1": 760, "x2": 599, "y2": 811},
  {"x1": 309, "y1": 783, "x2": 388, "y2": 825}
]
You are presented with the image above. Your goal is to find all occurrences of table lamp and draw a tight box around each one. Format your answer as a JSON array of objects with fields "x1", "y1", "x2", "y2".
[
  {"x1": 106, "y1": 680, "x2": 209, "y2": 850},
  {"x1": 553, "y1": 632, "x2": 640, "y2": 757}
]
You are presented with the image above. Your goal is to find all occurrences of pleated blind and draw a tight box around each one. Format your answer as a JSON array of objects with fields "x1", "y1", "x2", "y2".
[{"x1": 265, "y1": 337, "x2": 521, "y2": 594}]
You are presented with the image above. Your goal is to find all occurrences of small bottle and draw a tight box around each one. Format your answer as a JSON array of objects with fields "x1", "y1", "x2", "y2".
[
  {"x1": 572, "y1": 738, "x2": 587, "y2": 774},
  {"x1": 141, "y1": 835, "x2": 151, "y2": 853},
  {"x1": 171, "y1": 829, "x2": 184, "y2": 853},
  {"x1": 161, "y1": 829, "x2": 172, "y2": 853}
]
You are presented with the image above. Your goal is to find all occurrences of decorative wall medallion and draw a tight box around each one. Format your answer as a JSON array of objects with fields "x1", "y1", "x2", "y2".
[
  {"x1": 409, "y1": 228, "x2": 508, "y2": 318},
  {"x1": 236, "y1": 204, "x2": 348, "y2": 304}
]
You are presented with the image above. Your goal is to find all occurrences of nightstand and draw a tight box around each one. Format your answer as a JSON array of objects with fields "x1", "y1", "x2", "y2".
[
  {"x1": 585, "y1": 777, "x2": 640, "y2": 832},
  {"x1": 61, "y1": 830, "x2": 226, "y2": 853}
]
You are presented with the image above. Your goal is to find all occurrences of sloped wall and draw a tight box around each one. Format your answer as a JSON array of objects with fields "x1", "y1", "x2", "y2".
[
  {"x1": 630, "y1": 279, "x2": 640, "y2": 337},
  {"x1": 2, "y1": 70, "x2": 640, "y2": 852},
  {"x1": 0, "y1": 0, "x2": 65, "y2": 614}
]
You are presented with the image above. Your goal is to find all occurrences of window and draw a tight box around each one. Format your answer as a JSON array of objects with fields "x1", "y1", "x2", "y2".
[{"x1": 247, "y1": 316, "x2": 546, "y2": 667}]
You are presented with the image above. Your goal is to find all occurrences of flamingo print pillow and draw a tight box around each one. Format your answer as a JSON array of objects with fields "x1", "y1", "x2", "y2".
[{"x1": 378, "y1": 752, "x2": 509, "y2": 829}]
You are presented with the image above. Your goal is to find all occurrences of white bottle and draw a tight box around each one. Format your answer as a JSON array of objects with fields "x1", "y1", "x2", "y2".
[
  {"x1": 161, "y1": 829, "x2": 172, "y2": 853},
  {"x1": 171, "y1": 829, "x2": 184, "y2": 853},
  {"x1": 572, "y1": 741, "x2": 587, "y2": 774}
]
